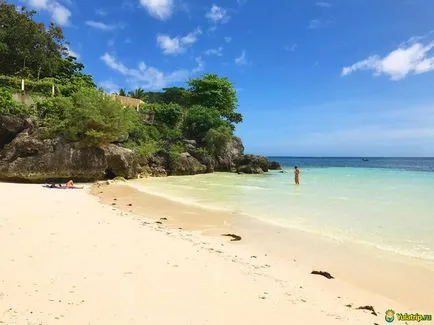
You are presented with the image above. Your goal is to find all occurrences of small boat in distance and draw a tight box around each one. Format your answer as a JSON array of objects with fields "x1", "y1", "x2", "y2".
[{"x1": 362, "y1": 158, "x2": 369, "y2": 162}]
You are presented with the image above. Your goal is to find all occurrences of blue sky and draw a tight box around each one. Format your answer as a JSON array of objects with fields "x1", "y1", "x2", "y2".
[{"x1": 12, "y1": 0, "x2": 434, "y2": 156}]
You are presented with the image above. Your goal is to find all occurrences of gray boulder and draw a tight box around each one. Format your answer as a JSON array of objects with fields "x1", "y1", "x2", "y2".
[
  {"x1": 168, "y1": 152, "x2": 207, "y2": 176},
  {"x1": 139, "y1": 155, "x2": 168, "y2": 177},
  {"x1": 269, "y1": 160, "x2": 282, "y2": 170},
  {"x1": 0, "y1": 131, "x2": 139, "y2": 182},
  {"x1": 0, "y1": 114, "x2": 32, "y2": 149},
  {"x1": 237, "y1": 154, "x2": 270, "y2": 174},
  {"x1": 214, "y1": 136, "x2": 245, "y2": 172}
]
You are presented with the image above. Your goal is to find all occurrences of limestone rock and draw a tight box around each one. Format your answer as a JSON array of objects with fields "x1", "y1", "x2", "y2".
[
  {"x1": 0, "y1": 131, "x2": 139, "y2": 182},
  {"x1": 0, "y1": 114, "x2": 32, "y2": 149}
]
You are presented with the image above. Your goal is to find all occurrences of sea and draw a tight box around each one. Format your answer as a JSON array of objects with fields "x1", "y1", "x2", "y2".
[{"x1": 134, "y1": 157, "x2": 434, "y2": 262}]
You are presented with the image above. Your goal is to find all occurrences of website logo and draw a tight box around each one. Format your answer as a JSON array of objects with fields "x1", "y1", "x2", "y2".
[
  {"x1": 385, "y1": 309, "x2": 432, "y2": 322},
  {"x1": 385, "y1": 309, "x2": 395, "y2": 323}
]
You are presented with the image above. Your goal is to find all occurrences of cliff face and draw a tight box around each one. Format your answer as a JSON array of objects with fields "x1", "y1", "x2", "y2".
[{"x1": 0, "y1": 114, "x2": 280, "y2": 182}]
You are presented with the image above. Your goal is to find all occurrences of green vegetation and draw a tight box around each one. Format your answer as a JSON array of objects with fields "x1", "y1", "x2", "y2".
[
  {"x1": 0, "y1": 88, "x2": 33, "y2": 115},
  {"x1": 0, "y1": 0, "x2": 243, "y2": 162}
]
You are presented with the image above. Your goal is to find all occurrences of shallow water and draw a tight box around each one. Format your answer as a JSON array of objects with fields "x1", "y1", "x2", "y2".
[{"x1": 134, "y1": 158, "x2": 434, "y2": 261}]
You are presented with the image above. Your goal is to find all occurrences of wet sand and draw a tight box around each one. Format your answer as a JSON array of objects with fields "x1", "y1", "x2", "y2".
[{"x1": 93, "y1": 181, "x2": 434, "y2": 311}]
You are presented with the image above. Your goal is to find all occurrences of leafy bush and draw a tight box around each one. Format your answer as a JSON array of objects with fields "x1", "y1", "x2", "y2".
[
  {"x1": 136, "y1": 141, "x2": 159, "y2": 159},
  {"x1": 36, "y1": 88, "x2": 138, "y2": 146},
  {"x1": 204, "y1": 125, "x2": 232, "y2": 156},
  {"x1": 0, "y1": 88, "x2": 34, "y2": 115},
  {"x1": 0, "y1": 75, "x2": 56, "y2": 96},
  {"x1": 153, "y1": 103, "x2": 183, "y2": 128}
]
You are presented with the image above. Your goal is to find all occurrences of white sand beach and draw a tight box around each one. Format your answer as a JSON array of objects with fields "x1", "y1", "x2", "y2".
[{"x1": 0, "y1": 182, "x2": 428, "y2": 324}]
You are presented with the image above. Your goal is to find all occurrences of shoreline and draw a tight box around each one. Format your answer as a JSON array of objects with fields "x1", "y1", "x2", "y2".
[
  {"x1": 1, "y1": 181, "x2": 432, "y2": 324},
  {"x1": 93, "y1": 181, "x2": 434, "y2": 311}
]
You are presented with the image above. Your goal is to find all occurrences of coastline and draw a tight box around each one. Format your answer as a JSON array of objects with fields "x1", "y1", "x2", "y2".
[
  {"x1": 92, "y1": 180, "x2": 434, "y2": 311},
  {"x1": 0, "y1": 181, "x2": 432, "y2": 325}
]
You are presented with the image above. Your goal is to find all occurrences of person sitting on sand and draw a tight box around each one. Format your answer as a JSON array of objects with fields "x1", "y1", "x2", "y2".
[
  {"x1": 294, "y1": 166, "x2": 300, "y2": 185},
  {"x1": 66, "y1": 180, "x2": 74, "y2": 188}
]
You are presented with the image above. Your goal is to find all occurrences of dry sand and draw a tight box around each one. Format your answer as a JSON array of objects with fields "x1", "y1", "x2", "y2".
[{"x1": 0, "y1": 182, "x2": 428, "y2": 324}]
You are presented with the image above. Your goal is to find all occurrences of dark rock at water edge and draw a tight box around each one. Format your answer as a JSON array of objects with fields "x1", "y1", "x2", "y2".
[
  {"x1": 168, "y1": 152, "x2": 207, "y2": 176},
  {"x1": 236, "y1": 154, "x2": 270, "y2": 174},
  {"x1": 138, "y1": 154, "x2": 168, "y2": 177},
  {"x1": 268, "y1": 160, "x2": 282, "y2": 170},
  {"x1": 187, "y1": 136, "x2": 245, "y2": 173}
]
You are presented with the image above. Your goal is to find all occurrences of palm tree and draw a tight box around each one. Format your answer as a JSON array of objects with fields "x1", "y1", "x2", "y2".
[
  {"x1": 128, "y1": 88, "x2": 146, "y2": 100},
  {"x1": 118, "y1": 88, "x2": 127, "y2": 96}
]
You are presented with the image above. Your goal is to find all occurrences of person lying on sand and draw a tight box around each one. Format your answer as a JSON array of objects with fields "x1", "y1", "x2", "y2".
[{"x1": 43, "y1": 181, "x2": 83, "y2": 189}]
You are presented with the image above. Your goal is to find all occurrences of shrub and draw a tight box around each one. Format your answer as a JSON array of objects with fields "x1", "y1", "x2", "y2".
[
  {"x1": 153, "y1": 103, "x2": 183, "y2": 128},
  {"x1": 204, "y1": 125, "x2": 232, "y2": 156},
  {"x1": 136, "y1": 141, "x2": 159, "y2": 159},
  {"x1": 36, "y1": 88, "x2": 139, "y2": 146},
  {"x1": 0, "y1": 75, "x2": 56, "y2": 96},
  {"x1": 0, "y1": 88, "x2": 34, "y2": 115}
]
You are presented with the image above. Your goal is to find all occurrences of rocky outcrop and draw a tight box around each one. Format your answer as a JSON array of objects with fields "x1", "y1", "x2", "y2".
[
  {"x1": 168, "y1": 152, "x2": 207, "y2": 176},
  {"x1": 0, "y1": 129, "x2": 139, "y2": 182},
  {"x1": 187, "y1": 136, "x2": 245, "y2": 173},
  {"x1": 214, "y1": 136, "x2": 245, "y2": 172},
  {"x1": 0, "y1": 113, "x2": 278, "y2": 182},
  {"x1": 138, "y1": 155, "x2": 167, "y2": 177},
  {"x1": 269, "y1": 160, "x2": 282, "y2": 170},
  {"x1": 0, "y1": 114, "x2": 32, "y2": 149},
  {"x1": 236, "y1": 155, "x2": 270, "y2": 174}
]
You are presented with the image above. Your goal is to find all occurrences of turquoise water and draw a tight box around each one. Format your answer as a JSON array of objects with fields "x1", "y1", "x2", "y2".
[{"x1": 133, "y1": 159, "x2": 434, "y2": 261}]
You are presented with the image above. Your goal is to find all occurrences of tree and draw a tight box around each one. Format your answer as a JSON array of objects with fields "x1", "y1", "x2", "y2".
[
  {"x1": 153, "y1": 103, "x2": 183, "y2": 128},
  {"x1": 182, "y1": 105, "x2": 226, "y2": 142},
  {"x1": 0, "y1": 2, "x2": 65, "y2": 78},
  {"x1": 118, "y1": 88, "x2": 127, "y2": 96},
  {"x1": 161, "y1": 87, "x2": 191, "y2": 107},
  {"x1": 188, "y1": 74, "x2": 243, "y2": 124},
  {"x1": 128, "y1": 88, "x2": 146, "y2": 100}
]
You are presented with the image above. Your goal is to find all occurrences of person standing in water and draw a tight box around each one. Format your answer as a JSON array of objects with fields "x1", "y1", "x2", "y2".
[{"x1": 294, "y1": 166, "x2": 300, "y2": 185}]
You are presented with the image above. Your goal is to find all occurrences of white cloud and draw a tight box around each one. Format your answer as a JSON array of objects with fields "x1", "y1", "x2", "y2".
[
  {"x1": 308, "y1": 19, "x2": 321, "y2": 29},
  {"x1": 224, "y1": 36, "x2": 232, "y2": 43},
  {"x1": 27, "y1": 0, "x2": 71, "y2": 25},
  {"x1": 29, "y1": 0, "x2": 49, "y2": 7},
  {"x1": 156, "y1": 28, "x2": 201, "y2": 55},
  {"x1": 64, "y1": 45, "x2": 80, "y2": 59},
  {"x1": 205, "y1": 46, "x2": 223, "y2": 56},
  {"x1": 206, "y1": 4, "x2": 229, "y2": 24},
  {"x1": 316, "y1": 2, "x2": 331, "y2": 8},
  {"x1": 96, "y1": 9, "x2": 108, "y2": 16},
  {"x1": 341, "y1": 42, "x2": 434, "y2": 80},
  {"x1": 100, "y1": 80, "x2": 120, "y2": 94},
  {"x1": 235, "y1": 50, "x2": 248, "y2": 65},
  {"x1": 85, "y1": 21, "x2": 116, "y2": 31},
  {"x1": 100, "y1": 53, "x2": 204, "y2": 90},
  {"x1": 139, "y1": 0, "x2": 174, "y2": 20},
  {"x1": 192, "y1": 56, "x2": 204, "y2": 73},
  {"x1": 284, "y1": 44, "x2": 298, "y2": 52}
]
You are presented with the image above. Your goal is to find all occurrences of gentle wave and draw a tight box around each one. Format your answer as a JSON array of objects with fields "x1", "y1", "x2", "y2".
[{"x1": 136, "y1": 166, "x2": 434, "y2": 262}]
